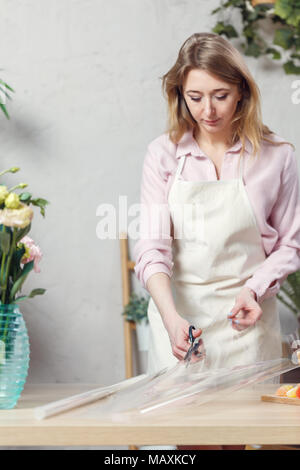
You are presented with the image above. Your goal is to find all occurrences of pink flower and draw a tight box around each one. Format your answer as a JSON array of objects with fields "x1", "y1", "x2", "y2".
[{"x1": 20, "y1": 235, "x2": 43, "y2": 273}]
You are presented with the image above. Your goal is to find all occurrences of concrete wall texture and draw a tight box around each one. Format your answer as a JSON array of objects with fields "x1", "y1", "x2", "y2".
[{"x1": 0, "y1": 0, "x2": 298, "y2": 390}]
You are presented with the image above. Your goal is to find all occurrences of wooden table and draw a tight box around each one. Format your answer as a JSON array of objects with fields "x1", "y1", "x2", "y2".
[{"x1": 0, "y1": 383, "x2": 300, "y2": 447}]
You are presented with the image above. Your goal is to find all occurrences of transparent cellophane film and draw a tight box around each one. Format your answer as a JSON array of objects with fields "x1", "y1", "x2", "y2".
[{"x1": 34, "y1": 306, "x2": 300, "y2": 420}]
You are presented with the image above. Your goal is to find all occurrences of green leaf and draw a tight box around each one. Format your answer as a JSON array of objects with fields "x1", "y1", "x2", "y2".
[
  {"x1": 0, "y1": 230, "x2": 10, "y2": 255},
  {"x1": 11, "y1": 245, "x2": 25, "y2": 282},
  {"x1": 28, "y1": 288, "x2": 46, "y2": 298},
  {"x1": 247, "y1": 11, "x2": 259, "y2": 22},
  {"x1": 0, "y1": 80, "x2": 14, "y2": 93},
  {"x1": 122, "y1": 293, "x2": 149, "y2": 323},
  {"x1": 9, "y1": 260, "x2": 34, "y2": 302},
  {"x1": 30, "y1": 198, "x2": 50, "y2": 217},
  {"x1": 277, "y1": 270, "x2": 300, "y2": 314},
  {"x1": 254, "y1": 4, "x2": 274, "y2": 14},
  {"x1": 243, "y1": 25, "x2": 255, "y2": 40},
  {"x1": 245, "y1": 42, "x2": 262, "y2": 57},
  {"x1": 0, "y1": 86, "x2": 12, "y2": 102},
  {"x1": 14, "y1": 295, "x2": 28, "y2": 302},
  {"x1": 291, "y1": 52, "x2": 300, "y2": 59},
  {"x1": 274, "y1": 0, "x2": 300, "y2": 27},
  {"x1": 266, "y1": 47, "x2": 282, "y2": 60},
  {"x1": 273, "y1": 28, "x2": 294, "y2": 50},
  {"x1": 15, "y1": 223, "x2": 31, "y2": 244},
  {"x1": 211, "y1": 7, "x2": 222, "y2": 15},
  {"x1": 227, "y1": 0, "x2": 244, "y2": 7},
  {"x1": 19, "y1": 192, "x2": 32, "y2": 202},
  {"x1": 274, "y1": 0, "x2": 293, "y2": 20},
  {"x1": 0, "y1": 103, "x2": 9, "y2": 119},
  {"x1": 31, "y1": 197, "x2": 49, "y2": 206},
  {"x1": 283, "y1": 59, "x2": 300, "y2": 74},
  {"x1": 212, "y1": 22, "x2": 238, "y2": 38}
]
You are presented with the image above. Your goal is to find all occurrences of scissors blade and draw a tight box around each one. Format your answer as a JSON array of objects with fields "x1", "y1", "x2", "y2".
[
  {"x1": 184, "y1": 339, "x2": 204, "y2": 365},
  {"x1": 184, "y1": 345, "x2": 194, "y2": 363}
]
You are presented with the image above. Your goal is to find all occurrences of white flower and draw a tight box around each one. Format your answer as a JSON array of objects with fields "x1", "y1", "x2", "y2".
[{"x1": 0, "y1": 202, "x2": 33, "y2": 228}]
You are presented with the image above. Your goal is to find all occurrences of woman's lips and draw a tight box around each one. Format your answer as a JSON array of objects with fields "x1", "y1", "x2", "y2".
[{"x1": 204, "y1": 119, "x2": 220, "y2": 124}]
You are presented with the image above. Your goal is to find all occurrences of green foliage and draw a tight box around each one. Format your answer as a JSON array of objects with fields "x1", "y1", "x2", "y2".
[
  {"x1": 211, "y1": 0, "x2": 300, "y2": 75},
  {"x1": 213, "y1": 22, "x2": 238, "y2": 38},
  {"x1": 9, "y1": 260, "x2": 34, "y2": 303},
  {"x1": 19, "y1": 194, "x2": 49, "y2": 217},
  {"x1": 276, "y1": 270, "x2": 300, "y2": 318},
  {"x1": 274, "y1": 0, "x2": 300, "y2": 28},
  {"x1": 273, "y1": 28, "x2": 294, "y2": 49},
  {"x1": 0, "y1": 78, "x2": 14, "y2": 119},
  {"x1": 122, "y1": 293, "x2": 149, "y2": 324},
  {"x1": 0, "y1": 166, "x2": 49, "y2": 304}
]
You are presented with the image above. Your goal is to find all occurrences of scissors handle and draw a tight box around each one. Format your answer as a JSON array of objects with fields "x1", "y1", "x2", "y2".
[
  {"x1": 188, "y1": 325, "x2": 196, "y2": 344},
  {"x1": 184, "y1": 325, "x2": 196, "y2": 363}
]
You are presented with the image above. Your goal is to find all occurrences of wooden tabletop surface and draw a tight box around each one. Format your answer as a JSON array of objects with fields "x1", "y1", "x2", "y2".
[{"x1": 0, "y1": 383, "x2": 300, "y2": 446}]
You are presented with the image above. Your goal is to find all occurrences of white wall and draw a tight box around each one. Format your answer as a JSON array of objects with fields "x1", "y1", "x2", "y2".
[{"x1": 0, "y1": 0, "x2": 298, "y2": 390}]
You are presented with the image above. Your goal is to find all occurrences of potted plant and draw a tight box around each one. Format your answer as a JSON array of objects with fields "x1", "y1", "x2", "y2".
[
  {"x1": 0, "y1": 76, "x2": 50, "y2": 409},
  {"x1": 277, "y1": 270, "x2": 300, "y2": 325},
  {"x1": 122, "y1": 293, "x2": 150, "y2": 351},
  {"x1": 0, "y1": 166, "x2": 49, "y2": 409},
  {"x1": 276, "y1": 270, "x2": 300, "y2": 380},
  {"x1": 211, "y1": 0, "x2": 300, "y2": 75}
]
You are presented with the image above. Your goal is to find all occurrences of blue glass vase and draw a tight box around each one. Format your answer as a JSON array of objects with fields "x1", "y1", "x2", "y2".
[{"x1": 0, "y1": 303, "x2": 30, "y2": 409}]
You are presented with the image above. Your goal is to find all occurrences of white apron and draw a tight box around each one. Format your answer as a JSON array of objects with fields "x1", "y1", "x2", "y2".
[{"x1": 147, "y1": 151, "x2": 282, "y2": 375}]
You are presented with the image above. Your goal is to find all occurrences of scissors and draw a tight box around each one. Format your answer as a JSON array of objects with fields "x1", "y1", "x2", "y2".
[{"x1": 184, "y1": 325, "x2": 204, "y2": 365}]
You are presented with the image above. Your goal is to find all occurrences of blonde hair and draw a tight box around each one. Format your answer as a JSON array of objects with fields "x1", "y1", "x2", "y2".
[{"x1": 160, "y1": 32, "x2": 294, "y2": 157}]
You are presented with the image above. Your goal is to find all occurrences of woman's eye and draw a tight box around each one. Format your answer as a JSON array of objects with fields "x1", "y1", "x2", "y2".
[{"x1": 190, "y1": 94, "x2": 228, "y2": 102}]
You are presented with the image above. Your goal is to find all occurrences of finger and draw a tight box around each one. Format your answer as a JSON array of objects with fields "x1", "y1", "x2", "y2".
[
  {"x1": 192, "y1": 328, "x2": 202, "y2": 338},
  {"x1": 176, "y1": 343, "x2": 190, "y2": 354},
  {"x1": 227, "y1": 300, "x2": 244, "y2": 319},
  {"x1": 172, "y1": 348, "x2": 184, "y2": 360},
  {"x1": 229, "y1": 317, "x2": 248, "y2": 331},
  {"x1": 173, "y1": 345, "x2": 188, "y2": 358},
  {"x1": 232, "y1": 317, "x2": 255, "y2": 327},
  {"x1": 190, "y1": 353, "x2": 204, "y2": 363},
  {"x1": 231, "y1": 321, "x2": 248, "y2": 331}
]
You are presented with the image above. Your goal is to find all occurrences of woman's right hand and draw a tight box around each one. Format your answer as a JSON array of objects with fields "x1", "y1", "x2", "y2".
[{"x1": 164, "y1": 314, "x2": 202, "y2": 361}]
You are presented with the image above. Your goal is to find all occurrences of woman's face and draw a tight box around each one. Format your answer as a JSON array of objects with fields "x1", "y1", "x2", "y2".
[{"x1": 182, "y1": 68, "x2": 242, "y2": 136}]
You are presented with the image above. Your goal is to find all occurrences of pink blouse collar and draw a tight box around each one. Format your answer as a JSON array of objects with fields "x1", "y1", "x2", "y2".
[{"x1": 175, "y1": 129, "x2": 253, "y2": 159}]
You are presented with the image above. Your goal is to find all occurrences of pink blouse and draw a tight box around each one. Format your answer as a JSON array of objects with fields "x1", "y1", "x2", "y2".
[{"x1": 133, "y1": 129, "x2": 300, "y2": 304}]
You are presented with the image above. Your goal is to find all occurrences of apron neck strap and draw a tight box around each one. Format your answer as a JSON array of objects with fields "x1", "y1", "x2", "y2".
[
  {"x1": 175, "y1": 153, "x2": 244, "y2": 182},
  {"x1": 175, "y1": 155, "x2": 187, "y2": 182},
  {"x1": 238, "y1": 154, "x2": 244, "y2": 181}
]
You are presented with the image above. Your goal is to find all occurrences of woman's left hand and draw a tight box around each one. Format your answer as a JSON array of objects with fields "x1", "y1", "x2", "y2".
[{"x1": 228, "y1": 287, "x2": 262, "y2": 331}]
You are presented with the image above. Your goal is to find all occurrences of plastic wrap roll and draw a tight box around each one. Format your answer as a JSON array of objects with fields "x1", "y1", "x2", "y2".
[
  {"x1": 34, "y1": 373, "x2": 147, "y2": 420},
  {"x1": 34, "y1": 315, "x2": 300, "y2": 420}
]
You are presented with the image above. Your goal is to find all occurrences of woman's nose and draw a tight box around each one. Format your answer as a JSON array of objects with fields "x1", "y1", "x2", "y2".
[{"x1": 204, "y1": 98, "x2": 216, "y2": 117}]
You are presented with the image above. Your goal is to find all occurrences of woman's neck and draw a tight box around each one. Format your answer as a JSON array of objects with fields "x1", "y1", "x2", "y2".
[{"x1": 193, "y1": 127, "x2": 236, "y2": 149}]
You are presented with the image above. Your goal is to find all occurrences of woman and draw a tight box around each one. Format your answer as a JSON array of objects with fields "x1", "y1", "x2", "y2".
[{"x1": 133, "y1": 33, "x2": 300, "y2": 450}]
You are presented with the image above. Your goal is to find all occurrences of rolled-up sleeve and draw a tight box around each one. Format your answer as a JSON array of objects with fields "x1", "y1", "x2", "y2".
[
  {"x1": 245, "y1": 146, "x2": 300, "y2": 303},
  {"x1": 133, "y1": 143, "x2": 174, "y2": 291}
]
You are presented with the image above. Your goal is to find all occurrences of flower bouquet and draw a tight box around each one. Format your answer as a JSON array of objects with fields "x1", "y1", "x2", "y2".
[{"x1": 0, "y1": 166, "x2": 49, "y2": 408}]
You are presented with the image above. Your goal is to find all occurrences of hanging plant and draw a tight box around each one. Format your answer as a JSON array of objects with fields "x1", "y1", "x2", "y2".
[{"x1": 211, "y1": 0, "x2": 300, "y2": 74}]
